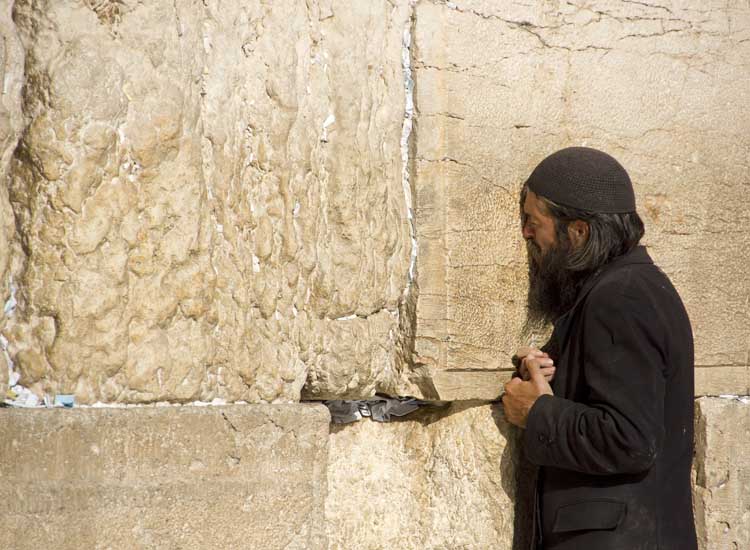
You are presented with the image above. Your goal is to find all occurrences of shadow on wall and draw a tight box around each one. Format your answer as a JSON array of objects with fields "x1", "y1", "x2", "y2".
[
  {"x1": 339, "y1": 400, "x2": 536, "y2": 550},
  {"x1": 493, "y1": 405, "x2": 536, "y2": 550}
]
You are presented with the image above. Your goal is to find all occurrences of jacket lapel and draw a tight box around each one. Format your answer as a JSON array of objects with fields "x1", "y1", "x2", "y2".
[{"x1": 547, "y1": 246, "x2": 653, "y2": 395}]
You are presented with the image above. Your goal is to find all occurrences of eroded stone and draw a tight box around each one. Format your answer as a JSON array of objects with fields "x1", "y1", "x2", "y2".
[
  {"x1": 326, "y1": 403, "x2": 532, "y2": 550},
  {"x1": 693, "y1": 397, "x2": 750, "y2": 550},
  {"x1": 4, "y1": 0, "x2": 418, "y2": 404},
  {"x1": 411, "y1": 0, "x2": 750, "y2": 396},
  {"x1": 0, "y1": 403, "x2": 331, "y2": 549},
  {"x1": 0, "y1": 1, "x2": 25, "y2": 400}
]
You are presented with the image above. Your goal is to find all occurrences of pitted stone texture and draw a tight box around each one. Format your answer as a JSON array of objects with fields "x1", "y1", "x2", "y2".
[
  {"x1": 693, "y1": 397, "x2": 750, "y2": 550},
  {"x1": 326, "y1": 403, "x2": 531, "y2": 550},
  {"x1": 5, "y1": 0, "x2": 416, "y2": 404},
  {"x1": 0, "y1": 403, "x2": 330, "y2": 550},
  {"x1": 0, "y1": 2, "x2": 25, "y2": 399},
  {"x1": 412, "y1": 0, "x2": 750, "y2": 392}
]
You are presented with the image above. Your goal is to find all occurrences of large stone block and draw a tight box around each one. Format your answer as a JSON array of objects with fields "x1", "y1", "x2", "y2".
[
  {"x1": 693, "y1": 397, "x2": 750, "y2": 550},
  {"x1": 2, "y1": 0, "x2": 420, "y2": 404},
  {"x1": 326, "y1": 403, "x2": 531, "y2": 550},
  {"x1": 0, "y1": 403, "x2": 330, "y2": 549},
  {"x1": 0, "y1": 1, "x2": 25, "y2": 401},
  {"x1": 411, "y1": 0, "x2": 750, "y2": 394}
]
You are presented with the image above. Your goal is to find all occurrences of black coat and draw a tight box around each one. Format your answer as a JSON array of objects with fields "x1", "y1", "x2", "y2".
[{"x1": 524, "y1": 246, "x2": 697, "y2": 550}]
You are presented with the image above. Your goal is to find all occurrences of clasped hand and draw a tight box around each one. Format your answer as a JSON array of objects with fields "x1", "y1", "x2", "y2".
[{"x1": 502, "y1": 347, "x2": 555, "y2": 428}]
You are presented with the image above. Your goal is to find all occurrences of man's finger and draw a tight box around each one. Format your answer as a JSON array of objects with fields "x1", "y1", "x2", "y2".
[
  {"x1": 504, "y1": 378, "x2": 519, "y2": 394},
  {"x1": 526, "y1": 358, "x2": 547, "y2": 384},
  {"x1": 522, "y1": 355, "x2": 551, "y2": 381},
  {"x1": 515, "y1": 346, "x2": 548, "y2": 359},
  {"x1": 513, "y1": 347, "x2": 546, "y2": 369},
  {"x1": 515, "y1": 346, "x2": 535, "y2": 358},
  {"x1": 526, "y1": 359, "x2": 554, "y2": 396}
]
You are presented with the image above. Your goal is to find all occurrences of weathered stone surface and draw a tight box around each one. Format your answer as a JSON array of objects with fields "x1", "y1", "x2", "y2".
[
  {"x1": 326, "y1": 403, "x2": 532, "y2": 550},
  {"x1": 693, "y1": 397, "x2": 750, "y2": 550},
  {"x1": 431, "y1": 368, "x2": 509, "y2": 401},
  {"x1": 411, "y1": 0, "x2": 750, "y2": 394},
  {"x1": 695, "y1": 366, "x2": 750, "y2": 397},
  {"x1": 3, "y1": 0, "x2": 420, "y2": 404},
  {"x1": 2, "y1": 0, "x2": 746, "y2": 404},
  {"x1": 0, "y1": 1, "x2": 25, "y2": 400},
  {"x1": 0, "y1": 403, "x2": 331, "y2": 549}
]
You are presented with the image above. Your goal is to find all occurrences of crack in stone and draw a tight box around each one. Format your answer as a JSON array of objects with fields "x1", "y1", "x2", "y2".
[
  {"x1": 331, "y1": 308, "x2": 399, "y2": 321},
  {"x1": 619, "y1": 0, "x2": 674, "y2": 15},
  {"x1": 400, "y1": 0, "x2": 418, "y2": 300},
  {"x1": 419, "y1": 111, "x2": 466, "y2": 120},
  {"x1": 221, "y1": 411, "x2": 239, "y2": 432},
  {"x1": 618, "y1": 28, "x2": 685, "y2": 40}
]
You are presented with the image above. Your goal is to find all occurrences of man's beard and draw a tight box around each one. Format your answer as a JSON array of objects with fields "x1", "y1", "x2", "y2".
[{"x1": 526, "y1": 236, "x2": 588, "y2": 325}]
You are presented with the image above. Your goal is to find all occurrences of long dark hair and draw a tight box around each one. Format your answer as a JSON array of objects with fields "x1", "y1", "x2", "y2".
[{"x1": 521, "y1": 184, "x2": 645, "y2": 273}]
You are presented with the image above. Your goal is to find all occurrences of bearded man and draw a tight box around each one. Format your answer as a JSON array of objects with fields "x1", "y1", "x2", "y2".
[{"x1": 502, "y1": 147, "x2": 697, "y2": 550}]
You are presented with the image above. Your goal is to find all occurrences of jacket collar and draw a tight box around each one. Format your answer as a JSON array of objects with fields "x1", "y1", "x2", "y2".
[{"x1": 555, "y1": 246, "x2": 653, "y2": 324}]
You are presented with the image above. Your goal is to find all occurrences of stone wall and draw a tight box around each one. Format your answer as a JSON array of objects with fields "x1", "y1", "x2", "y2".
[
  {"x1": 694, "y1": 397, "x2": 750, "y2": 550},
  {"x1": 1, "y1": 1, "x2": 749, "y2": 550},
  {"x1": 326, "y1": 403, "x2": 532, "y2": 550},
  {"x1": 2, "y1": 0, "x2": 423, "y2": 404},
  {"x1": 412, "y1": 0, "x2": 750, "y2": 392},
  {"x1": 2, "y1": 400, "x2": 748, "y2": 550},
  {"x1": 0, "y1": 404, "x2": 331, "y2": 549},
  {"x1": 1, "y1": 1, "x2": 747, "y2": 403}
]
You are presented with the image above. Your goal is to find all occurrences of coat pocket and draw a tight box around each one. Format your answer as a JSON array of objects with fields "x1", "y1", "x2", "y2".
[{"x1": 551, "y1": 499, "x2": 627, "y2": 533}]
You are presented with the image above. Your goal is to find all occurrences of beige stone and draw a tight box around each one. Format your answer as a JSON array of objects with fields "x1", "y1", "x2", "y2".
[
  {"x1": 0, "y1": 403, "x2": 331, "y2": 549},
  {"x1": 4, "y1": 0, "x2": 421, "y2": 404},
  {"x1": 0, "y1": 1, "x2": 25, "y2": 400},
  {"x1": 326, "y1": 403, "x2": 532, "y2": 550},
  {"x1": 693, "y1": 397, "x2": 750, "y2": 550},
  {"x1": 695, "y1": 366, "x2": 750, "y2": 397},
  {"x1": 431, "y1": 368, "x2": 510, "y2": 401},
  {"x1": 2, "y1": 0, "x2": 747, "y2": 404},
  {"x1": 411, "y1": 0, "x2": 750, "y2": 394}
]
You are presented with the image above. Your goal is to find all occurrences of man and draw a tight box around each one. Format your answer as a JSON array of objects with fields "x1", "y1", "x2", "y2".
[{"x1": 502, "y1": 147, "x2": 697, "y2": 550}]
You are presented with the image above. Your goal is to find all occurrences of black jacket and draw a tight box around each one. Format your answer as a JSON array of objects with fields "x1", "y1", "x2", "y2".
[{"x1": 524, "y1": 246, "x2": 697, "y2": 550}]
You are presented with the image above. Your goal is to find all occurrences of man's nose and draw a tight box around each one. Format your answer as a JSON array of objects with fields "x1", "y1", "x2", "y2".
[{"x1": 522, "y1": 223, "x2": 534, "y2": 240}]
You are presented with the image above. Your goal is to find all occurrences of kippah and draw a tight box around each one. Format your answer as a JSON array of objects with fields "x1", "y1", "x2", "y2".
[{"x1": 525, "y1": 147, "x2": 636, "y2": 213}]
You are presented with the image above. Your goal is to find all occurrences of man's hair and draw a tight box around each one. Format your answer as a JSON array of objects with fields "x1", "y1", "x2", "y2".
[{"x1": 520, "y1": 184, "x2": 645, "y2": 273}]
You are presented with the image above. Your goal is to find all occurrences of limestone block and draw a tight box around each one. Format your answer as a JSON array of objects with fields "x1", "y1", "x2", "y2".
[
  {"x1": 0, "y1": 351, "x2": 7, "y2": 397},
  {"x1": 411, "y1": 0, "x2": 750, "y2": 393},
  {"x1": 431, "y1": 368, "x2": 509, "y2": 401},
  {"x1": 693, "y1": 397, "x2": 750, "y2": 550},
  {"x1": 695, "y1": 366, "x2": 750, "y2": 397},
  {"x1": 326, "y1": 403, "x2": 531, "y2": 550},
  {"x1": 0, "y1": 1, "x2": 25, "y2": 400},
  {"x1": 5, "y1": 0, "x2": 418, "y2": 403},
  {"x1": 0, "y1": 403, "x2": 330, "y2": 550}
]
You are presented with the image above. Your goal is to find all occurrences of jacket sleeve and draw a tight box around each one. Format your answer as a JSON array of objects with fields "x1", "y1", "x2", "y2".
[{"x1": 523, "y1": 286, "x2": 667, "y2": 475}]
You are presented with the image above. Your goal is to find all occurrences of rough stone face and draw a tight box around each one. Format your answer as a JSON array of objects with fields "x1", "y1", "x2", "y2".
[
  {"x1": 0, "y1": 403, "x2": 331, "y2": 549},
  {"x1": 2, "y1": 0, "x2": 748, "y2": 404},
  {"x1": 693, "y1": 397, "x2": 750, "y2": 550},
  {"x1": 326, "y1": 403, "x2": 532, "y2": 550},
  {"x1": 411, "y1": 0, "x2": 750, "y2": 395},
  {"x1": 0, "y1": 1, "x2": 25, "y2": 400},
  {"x1": 3, "y1": 0, "x2": 419, "y2": 404}
]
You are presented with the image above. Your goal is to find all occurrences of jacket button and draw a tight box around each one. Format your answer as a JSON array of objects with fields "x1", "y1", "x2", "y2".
[{"x1": 538, "y1": 434, "x2": 545, "y2": 443}]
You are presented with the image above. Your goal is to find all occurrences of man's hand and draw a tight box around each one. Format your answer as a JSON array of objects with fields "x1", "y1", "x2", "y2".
[
  {"x1": 502, "y1": 356, "x2": 554, "y2": 428},
  {"x1": 513, "y1": 347, "x2": 556, "y2": 383}
]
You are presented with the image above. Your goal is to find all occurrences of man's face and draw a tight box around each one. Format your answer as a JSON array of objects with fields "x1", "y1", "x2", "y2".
[
  {"x1": 522, "y1": 189, "x2": 558, "y2": 263},
  {"x1": 521, "y1": 188, "x2": 581, "y2": 324}
]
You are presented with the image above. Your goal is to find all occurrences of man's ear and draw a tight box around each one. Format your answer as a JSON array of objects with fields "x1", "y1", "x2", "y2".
[{"x1": 567, "y1": 219, "x2": 589, "y2": 248}]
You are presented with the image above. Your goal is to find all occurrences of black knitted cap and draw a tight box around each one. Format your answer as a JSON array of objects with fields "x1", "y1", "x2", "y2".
[{"x1": 526, "y1": 147, "x2": 636, "y2": 213}]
